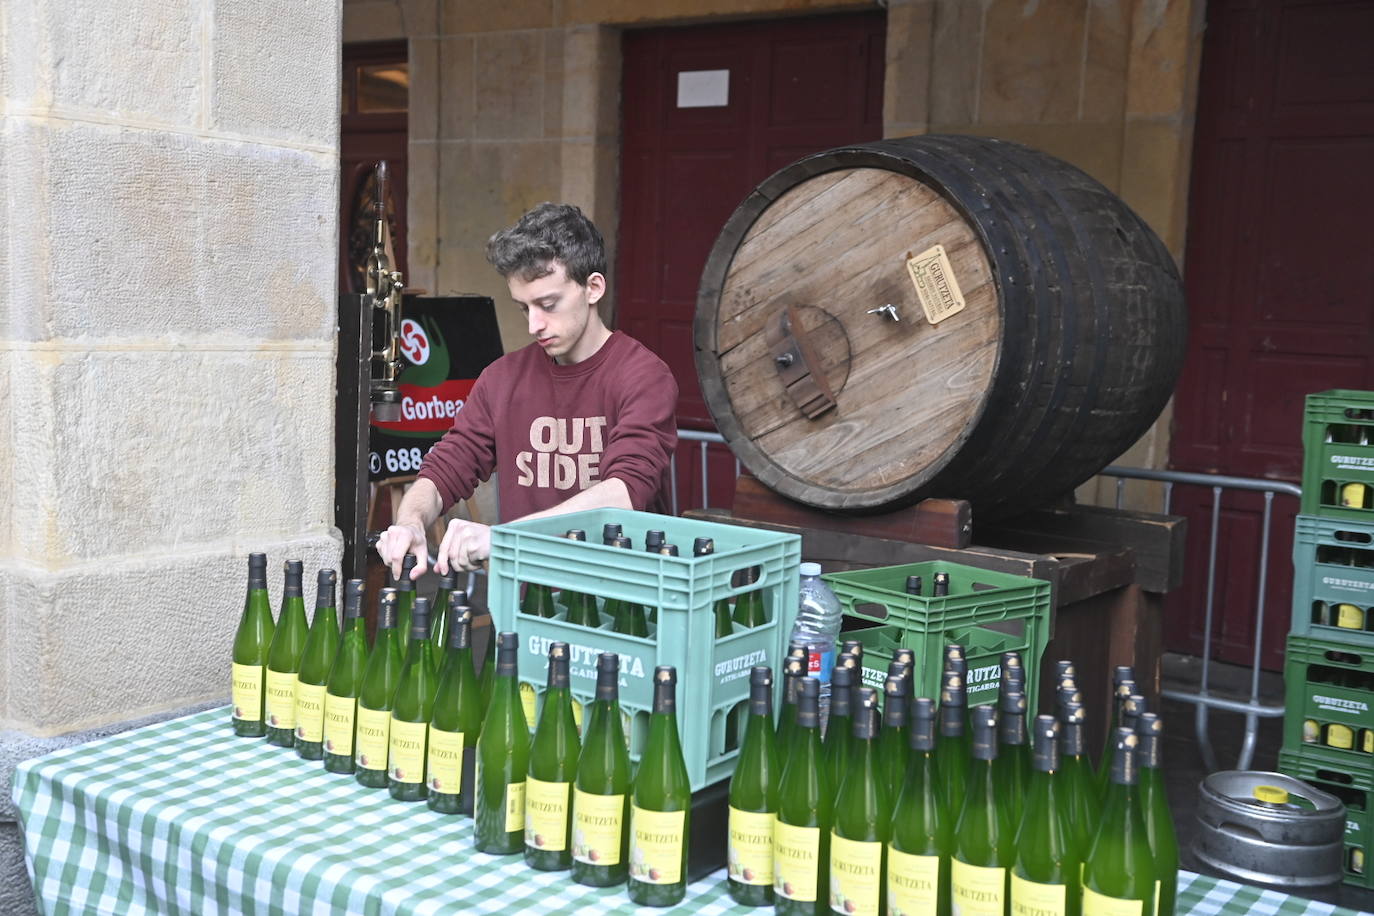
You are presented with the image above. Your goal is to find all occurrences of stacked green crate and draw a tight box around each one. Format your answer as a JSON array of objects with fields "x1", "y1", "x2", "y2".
[{"x1": 1279, "y1": 390, "x2": 1374, "y2": 886}]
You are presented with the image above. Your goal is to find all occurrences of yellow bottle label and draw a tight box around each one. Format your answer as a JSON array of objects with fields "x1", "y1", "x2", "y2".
[
  {"x1": 1083, "y1": 885, "x2": 1146, "y2": 915},
  {"x1": 951, "y1": 859, "x2": 1007, "y2": 916},
  {"x1": 1341, "y1": 483, "x2": 1368, "y2": 509},
  {"x1": 322, "y1": 691, "x2": 356, "y2": 756},
  {"x1": 507, "y1": 779, "x2": 527, "y2": 832},
  {"x1": 1303, "y1": 719, "x2": 1321, "y2": 743},
  {"x1": 1153, "y1": 879, "x2": 1161, "y2": 916},
  {"x1": 571, "y1": 697, "x2": 584, "y2": 733},
  {"x1": 265, "y1": 669, "x2": 297, "y2": 730},
  {"x1": 629, "y1": 805, "x2": 685, "y2": 885},
  {"x1": 388, "y1": 717, "x2": 427, "y2": 783},
  {"x1": 354, "y1": 705, "x2": 391, "y2": 771},
  {"x1": 1337, "y1": 604, "x2": 1364, "y2": 629},
  {"x1": 1364, "y1": 730, "x2": 1374, "y2": 754},
  {"x1": 774, "y1": 820, "x2": 822, "y2": 902},
  {"x1": 525, "y1": 776, "x2": 571, "y2": 852},
  {"x1": 727, "y1": 807, "x2": 774, "y2": 886},
  {"x1": 294, "y1": 681, "x2": 326, "y2": 742},
  {"x1": 231, "y1": 663, "x2": 263, "y2": 722},
  {"x1": 1352, "y1": 847, "x2": 1366, "y2": 874},
  {"x1": 1011, "y1": 872, "x2": 1067, "y2": 915},
  {"x1": 829, "y1": 833, "x2": 882, "y2": 916},
  {"x1": 887, "y1": 847, "x2": 941, "y2": 914},
  {"x1": 1328, "y1": 723, "x2": 1356, "y2": 750},
  {"x1": 426, "y1": 726, "x2": 464, "y2": 793},
  {"x1": 572, "y1": 788, "x2": 625, "y2": 866},
  {"x1": 520, "y1": 682, "x2": 537, "y2": 726}
]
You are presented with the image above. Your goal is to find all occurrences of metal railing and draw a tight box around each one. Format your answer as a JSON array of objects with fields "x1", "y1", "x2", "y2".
[{"x1": 669, "y1": 432, "x2": 1299, "y2": 771}]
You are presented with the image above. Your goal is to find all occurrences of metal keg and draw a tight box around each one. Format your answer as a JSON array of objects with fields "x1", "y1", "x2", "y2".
[{"x1": 1194, "y1": 771, "x2": 1346, "y2": 890}]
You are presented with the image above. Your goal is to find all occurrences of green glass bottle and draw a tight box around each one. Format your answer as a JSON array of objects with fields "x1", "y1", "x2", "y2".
[
  {"x1": 265, "y1": 559, "x2": 309, "y2": 748},
  {"x1": 888, "y1": 697, "x2": 952, "y2": 916},
  {"x1": 693, "y1": 537, "x2": 734, "y2": 639},
  {"x1": 1082, "y1": 728, "x2": 1156, "y2": 915},
  {"x1": 951, "y1": 705, "x2": 1013, "y2": 916},
  {"x1": 572, "y1": 652, "x2": 633, "y2": 887},
  {"x1": 831, "y1": 686, "x2": 889, "y2": 916},
  {"x1": 475, "y1": 632, "x2": 531, "y2": 854},
  {"x1": 526, "y1": 642, "x2": 581, "y2": 870},
  {"x1": 1058, "y1": 702, "x2": 1102, "y2": 860},
  {"x1": 879, "y1": 671, "x2": 910, "y2": 797},
  {"x1": 1011, "y1": 715, "x2": 1079, "y2": 916},
  {"x1": 294, "y1": 568, "x2": 339, "y2": 760},
  {"x1": 389, "y1": 597, "x2": 439, "y2": 801},
  {"x1": 1137, "y1": 713, "x2": 1178, "y2": 916},
  {"x1": 935, "y1": 667, "x2": 970, "y2": 809},
  {"x1": 430, "y1": 571, "x2": 458, "y2": 648},
  {"x1": 628, "y1": 666, "x2": 692, "y2": 906},
  {"x1": 355, "y1": 589, "x2": 403, "y2": 788},
  {"x1": 394, "y1": 553, "x2": 418, "y2": 650},
  {"x1": 733, "y1": 565, "x2": 768, "y2": 628},
  {"x1": 561, "y1": 530, "x2": 600, "y2": 627},
  {"x1": 522, "y1": 580, "x2": 557, "y2": 618},
  {"x1": 1097, "y1": 667, "x2": 1136, "y2": 789},
  {"x1": 427, "y1": 595, "x2": 482, "y2": 814},
  {"x1": 1099, "y1": 687, "x2": 1142, "y2": 801},
  {"x1": 775, "y1": 677, "x2": 832, "y2": 915},
  {"x1": 1000, "y1": 652, "x2": 1032, "y2": 786},
  {"x1": 993, "y1": 688, "x2": 1029, "y2": 826},
  {"x1": 823, "y1": 660, "x2": 856, "y2": 796},
  {"x1": 777, "y1": 649, "x2": 808, "y2": 757},
  {"x1": 231, "y1": 552, "x2": 274, "y2": 737},
  {"x1": 323, "y1": 579, "x2": 369, "y2": 773},
  {"x1": 728, "y1": 666, "x2": 779, "y2": 906},
  {"x1": 609, "y1": 535, "x2": 650, "y2": 636}
]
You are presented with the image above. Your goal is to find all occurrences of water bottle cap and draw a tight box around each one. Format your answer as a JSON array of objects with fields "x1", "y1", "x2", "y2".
[{"x1": 799, "y1": 562, "x2": 822, "y2": 576}]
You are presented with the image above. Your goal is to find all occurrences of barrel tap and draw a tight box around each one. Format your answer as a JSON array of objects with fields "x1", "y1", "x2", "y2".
[{"x1": 367, "y1": 161, "x2": 405, "y2": 422}]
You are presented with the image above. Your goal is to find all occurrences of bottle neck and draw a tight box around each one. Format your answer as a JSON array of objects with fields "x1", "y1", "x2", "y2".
[
  {"x1": 998, "y1": 711, "x2": 1026, "y2": 747},
  {"x1": 404, "y1": 636, "x2": 431, "y2": 666},
  {"x1": 939, "y1": 704, "x2": 964, "y2": 737}
]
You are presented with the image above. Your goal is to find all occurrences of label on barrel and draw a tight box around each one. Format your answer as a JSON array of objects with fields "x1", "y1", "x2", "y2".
[{"x1": 906, "y1": 244, "x2": 966, "y2": 325}]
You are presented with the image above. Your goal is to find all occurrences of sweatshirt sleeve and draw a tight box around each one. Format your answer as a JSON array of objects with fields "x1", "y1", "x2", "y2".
[
  {"x1": 415, "y1": 367, "x2": 499, "y2": 511},
  {"x1": 598, "y1": 353, "x2": 679, "y2": 510}
]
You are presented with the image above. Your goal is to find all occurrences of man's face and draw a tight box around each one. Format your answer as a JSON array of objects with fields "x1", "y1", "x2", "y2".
[{"x1": 508, "y1": 261, "x2": 605, "y2": 364}]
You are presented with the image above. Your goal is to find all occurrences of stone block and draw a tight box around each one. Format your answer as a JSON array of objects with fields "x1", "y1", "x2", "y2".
[
  {"x1": 407, "y1": 141, "x2": 440, "y2": 292},
  {"x1": 1119, "y1": 117, "x2": 1187, "y2": 248},
  {"x1": 562, "y1": 0, "x2": 869, "y2": 27},
  {"x1": 212, "y1": 0, "x2": 340, "y2": 148},
  {"x1": 443, "y1": 0, "x2": 556, "y2": 33},
  {"x1": 1125, "y1": 0, "x2": 1201, "y2": 119},
  {"x1": 7, "y1": 349, "x2": 336, "y2": 567},
  {"x1": 1, "y1": 534, "x2": 341, "y2": 735},
  {"x1": 439, "y1": 140, "x2": 561, "y2": 250},
  {"x1": 2, "y1": 120, "x2": 337, "y2": 342},
  {"x1": 439, "y1": 36, "x2": 476, "y2": 140},
  {"x1": 560, "y1": 26, "x2": 620, "y2": 140},
  {"x1": 883, "y1": 0, "x2": 934, "y2": 135},
  {"x1": 542, "y1": 30, "x2": 565, "y2": 140},
  {"x1": 929, "y1": 0, "x2": 985, "y2": 125},
  {"x1": 411, "y1": 39, "x2": 441, "y2": 142},
  {"x1": 1082, "y1": 0, "x2": 1129, "y2": 121},
  {"x1": 343, "y1": 0, "x2": 407, "y2": 42},
  {"x1": 980, "y1": 0, "x2": 1086, "y2": 124},
  {"x1": 474, "y1": 32, "x2": 546, "y2": 140}
]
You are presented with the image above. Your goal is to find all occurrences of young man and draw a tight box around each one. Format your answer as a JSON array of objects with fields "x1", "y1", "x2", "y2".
[{"x1": 375, "y1": 203, "x2": 678, "y2": 577}]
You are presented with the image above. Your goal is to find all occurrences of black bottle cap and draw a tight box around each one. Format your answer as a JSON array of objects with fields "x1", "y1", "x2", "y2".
[
  {"x1": 1061, "y1": 703, "x2": 1086, "y2": 756},
  {"x1": 1114, "y1": 665, "x2": 1135, "y2": 686},
  {"x1": 852, "y1": 686, "x2": 880, "y2": 740},
  {"x1": 315, "y1": 568, "x2": 337, "y2": 608},
  {"x1": 547, "y1": 642, "x2": 571, "y2": 689},
  {"x1": 887, "y1": 658, "x2": 911, "y2": 681},
  {"x1": 1136, "y1": 712, "x2": 1163, "y2": 769},
  {"x1": 693, "y1": 537, "x2": 714, "y2": 557},
  {"x1": 1055, "y1": 660, "x2": 1076, "y2": 680},
  {"x1": 749, "y1": 666, "x2": 773, "y2": 716},
  {"x1": 496, "y1": 631, "x2": 519, "y2": 677},
  {"x1": 1000, "y1": 652, "x2": 1024, "y2": 691},
  {"x1": 343, "y1": 579, "x2": 365, "y2": 620},
  {"x1": 1110, "y1": 727, "x2": 1140, "y2": 785},
  {"x1": 448, "y1": 590, "x2": 468, "y2": 608},
  {"x1": 933, "y1": 572, "x2": 950, "y2": 596},
  {"x1": 447, "y1": 599, "x2": 472, "y2": 650},
  {"x1": 436, "y1": 570, "x2": 458, "y2": 590},
  {"x1": 797, "y1": 677, "x2": 820, "y2": 730},
  {"x1": 783, "y1": 657, "x2": 806, "y2": 705},
  {"x1": 905, "y1": 575, "x2": 923, "y2": 595},
  {"x1": 939, "y1": 673, "x2": 965, "y2": 737},
  {"x1": 943, "y1": 644, "x2": 966, "y2": 679},
  {"x1": 892, "y1": 648, "x2": 916, "y2": 671},
  {"x1": 1056, "y1": 686, "x2": 1083, "y2": 720},
  {"x1": 410, "y1": 597, "x2": 431, "y2": 638},
  {"x1": 645, "y1": 529, "x2": 666, "y2": 550},
  {"x1": 1031, "y1": 715, "x2": 1060, "y2": 772},
  {"x1": 841, "y1": 639, "x2": 864, "y2": 660},
  {"x1": 940, "y1": 669, "x2": 966, "y2": 708},
  {"x1": 883, "y1": 674, "x2": 909, "y2": 729},
  {"x1": 788, "y1": 642, "x2": 808, "y2": 661},
  {"x1": 377, "y1": 588, "x2": 398, "y2": 629},
  {"x1": 970, "y1": 705, "x2": 999, "y2": 760},
  {"x1": 596, "y1": 652, "x2": 620, "y2": 701},
  {"x1": 998, "y1": 691, "x2": 1027, "y2": 747},
  {"x1": 1123, "y1": 694, "x2": 1148, "y2": 731},
  {"x1": 565, "y1": 529, "x2": 587, "y2": 542},
  {"x1": 283, "y1": 559, "x2": 304, "y2": 596},
  {"x1": 602, "y1": 522, "x2": 623, "y2": 545},
  {"x1": 910, "y1": 697, "x2": 937, "y2": 751},
  {"x1": 612, "y1": 535, "x2": 633, "y2": 549},
  {"x1": 652, "y1": 665, "x2": 677, "y2": 714},
  {"x1": 658, "y1": 544, "x2": 679, "y2": 557},
  {"x1": 830, "y1": 664, "x2": 854, "y2": 719},
  {"x1": 395, "y1": 554, "x2": 417, "y2": 592},
  {"x1": 247, "y1": 553, "x2": 268, "y2": 588},
  {"x1": 1114, "y1": 679, "x2": 1137, "y2": 711}
]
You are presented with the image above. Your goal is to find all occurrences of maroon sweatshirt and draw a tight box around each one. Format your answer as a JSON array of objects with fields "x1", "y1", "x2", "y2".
[{"x1": 416, "y1": 330, "x2": 679, "y2": 521}]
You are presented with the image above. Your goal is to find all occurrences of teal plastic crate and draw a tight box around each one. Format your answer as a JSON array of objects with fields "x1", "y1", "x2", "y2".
[
  {"x1": 488, "y1": 508, "x2": 801, "y2": 792},
  {"x1": 1302, "y1": 390, "x2": 1374, "y2": 523},
  {"x1": 1283, "y1": 634, "x2": 1374, "y2": 759},
  {"x1": 1291, "y1": 515, "x2": 1374, "y2": 646},
  {"x1": 1278, "y1": 746, "x2": 1374, "y2": 887},
  {"x1": 824, "y1": 561, "x2": 1052, "y2": 713}
]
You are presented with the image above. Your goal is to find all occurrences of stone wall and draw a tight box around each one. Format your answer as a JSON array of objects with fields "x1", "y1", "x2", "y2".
[{"x1": 0, "y1": 1, "x2": 345, "y2": 911}]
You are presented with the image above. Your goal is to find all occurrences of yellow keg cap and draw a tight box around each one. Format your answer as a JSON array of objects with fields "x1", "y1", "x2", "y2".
[{"x1": 1254, "y1": 784, "x2": 1289, "y2": 805}]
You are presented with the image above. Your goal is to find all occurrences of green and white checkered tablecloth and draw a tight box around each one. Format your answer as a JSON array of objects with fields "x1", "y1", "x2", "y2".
[{"x1": 10, "y1": 707, "x2": 1371, "y2": 915}]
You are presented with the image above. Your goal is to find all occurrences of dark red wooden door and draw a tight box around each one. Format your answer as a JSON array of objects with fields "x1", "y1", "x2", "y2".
[
  {"x1": 1168, "y1": 0, "x2": 1374, "y2": 667},
  {"x1": 617, "y1": 12, "x2": 885, "y2": 512}
]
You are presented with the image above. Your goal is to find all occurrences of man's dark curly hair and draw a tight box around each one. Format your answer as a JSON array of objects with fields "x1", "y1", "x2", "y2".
[{"x1": 485, "y1": 202, "x2": 607, "y2": 286}]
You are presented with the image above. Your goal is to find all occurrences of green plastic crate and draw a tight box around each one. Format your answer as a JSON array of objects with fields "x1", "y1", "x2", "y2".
[
  {"x1": 1291, "y1": 515, "x2": 1374, "y2": 646},
  {"x1": 1302, "y1": 390, "x2": 1374, "y2": 523},
  {"x1": 488, "y1": 508, "x2": 800, "y2": 792},
  {"x1": 1278, "y1": 746, "x2": 1374, "y2": 887},
  {"x1": 1283, "y1": 634, "x2": 1374, "y2": 759},
  {"x1": 824, "y1": 561, "x2": 1052, "y2": 713}
]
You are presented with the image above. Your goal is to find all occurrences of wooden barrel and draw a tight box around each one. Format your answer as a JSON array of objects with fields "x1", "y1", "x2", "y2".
[{"x1": 694, "y1": 135, "x2": 1187, "y2": 517}]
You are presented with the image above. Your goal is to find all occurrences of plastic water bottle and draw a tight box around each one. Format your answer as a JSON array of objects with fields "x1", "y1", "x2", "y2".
[{"x1": 792, "y1": 563, "x2": 843, "y2": 720}]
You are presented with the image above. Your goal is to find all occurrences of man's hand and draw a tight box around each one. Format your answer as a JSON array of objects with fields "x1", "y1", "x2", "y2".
[
  {"x1": 436, "y1": 519, "x2": 492, "y2": 573},
  {"x1": 375, "y1": 522, "x2": 429, "y2": 581}
]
